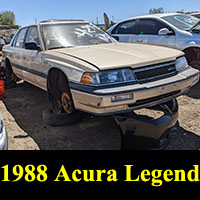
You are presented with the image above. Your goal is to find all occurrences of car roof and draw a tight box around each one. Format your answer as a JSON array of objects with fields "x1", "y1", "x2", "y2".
[
  {"x1": 21, "y1": 19, "x2": 89, "y2": 28},
  {"x1": 119, "y1": 13, "x2": 184, "y2": 22},
  {"x1": 39, "y1": 19, "x2": 88, "y2": 25}
]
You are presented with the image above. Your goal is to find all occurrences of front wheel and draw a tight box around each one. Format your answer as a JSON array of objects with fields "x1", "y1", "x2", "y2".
[
  {"x1": 48, "y1": 71, "x2": 80, "y2": 125},
  {"x1": 52, "y1": 90, "x2": 75, "y2": 115}
]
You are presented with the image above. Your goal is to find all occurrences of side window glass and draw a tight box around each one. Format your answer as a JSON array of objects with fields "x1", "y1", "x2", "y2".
[
  {"x1": 11, "y1": 31, "x2": 20, "y2": 47},
  {"x1": 112, "y1": 20, "x2": 137, "y2": 34},
  {"x1": 25, "y1": 26, "x2": 40, "y2": 46},
  {"x1": 14, "y1": 28, "x2": 28, "y2": 48},
  {"x1": 139, "y1": 19, "x2": 167, "y2": 35}
]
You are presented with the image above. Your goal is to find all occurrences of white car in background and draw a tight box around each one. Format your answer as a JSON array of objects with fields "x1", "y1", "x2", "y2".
[
  {"x1": 107, "y1": 13, "x2": 200, "y2": 69},
  {"x1": 0, "y1": 113, "x2": 8, "y2": 150}
]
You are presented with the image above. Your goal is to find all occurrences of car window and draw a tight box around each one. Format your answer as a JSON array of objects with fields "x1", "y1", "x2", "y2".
[
  {"x1": 25, "y1": 26, "x2": 40, "y2": 46},
  {"x1": 139, "y1": 19, "x2": 168, "y2": 35},
  {"x1": 112, "y1": 20, "x2": 137, "y2": 34},
  {"x1": 40, "y1": 23, "x2": 116, "y2": 50},
  {"x1": 162, "y1": 15, "x2": 199, "y2": 30},
  {"x1": 14, "y1": 28, "x2": 28, "y2": 48}
]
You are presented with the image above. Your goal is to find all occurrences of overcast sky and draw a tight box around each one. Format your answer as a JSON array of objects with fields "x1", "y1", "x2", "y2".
[{"x1": 0, "y1": 0, "x2": 200, "y2": 26}]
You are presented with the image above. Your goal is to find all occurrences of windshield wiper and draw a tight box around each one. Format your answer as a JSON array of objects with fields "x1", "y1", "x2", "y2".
[
  {"x1": 48, "y1": 46, "x2": 66, "y2": 50},
  {"x1": 48, "y1": 46, "x2": 74, "y2": 50}
]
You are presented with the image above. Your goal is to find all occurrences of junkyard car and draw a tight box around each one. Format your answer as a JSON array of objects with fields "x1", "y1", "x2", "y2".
[
  {"x1": 0, "y1": 113, "x2": 8, "y2": 150},
  {"x1": 190, "y1": 13, "x2": 200, "y2": 19},
  {"x1": 1, "y1": 20, "x2": 199, "y2": 120},
  {"x1": 107, "y1": 13, "x2": 200, "y2": 69},
  {"x1": 0, "y1": 25, "x2": 10, "y2": 51}
]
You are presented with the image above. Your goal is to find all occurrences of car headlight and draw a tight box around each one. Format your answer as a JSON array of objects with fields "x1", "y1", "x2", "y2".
[
  {"x1": 175, "y1": 57, "x2": 188, "y2": 71},
  {"x1": 81, "y1": 69, "x2": 136, "y2": 85}
]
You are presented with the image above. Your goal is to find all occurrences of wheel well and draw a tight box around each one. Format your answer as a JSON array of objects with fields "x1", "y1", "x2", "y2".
[
  {"x1": 47, "y1": 68, "x2": 69, "y2": 102},
  {"x1": 183, "y1": 47, "x2": 200, "y2": 64}
]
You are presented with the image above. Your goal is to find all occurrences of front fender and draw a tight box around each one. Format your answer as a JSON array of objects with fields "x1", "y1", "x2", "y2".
[{"x1": 45, "y1": 58, "x2": 84, "y2": 83}]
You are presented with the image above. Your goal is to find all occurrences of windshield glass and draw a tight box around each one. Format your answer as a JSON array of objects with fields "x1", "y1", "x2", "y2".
[
  {"x1": 162, "y1": 14, "x2": 199, "y2": 30},
  {"x1": 40, "y1": 22, "x2": 116, "y2": 50}
]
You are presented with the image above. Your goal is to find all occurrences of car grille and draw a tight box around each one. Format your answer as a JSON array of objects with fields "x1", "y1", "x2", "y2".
[
  {"x1": 129, "y1": 90, "x2": 181, "y2": 108},
  {"x1": 133, "y1": 62, "x2": 177, "y2": 82}
]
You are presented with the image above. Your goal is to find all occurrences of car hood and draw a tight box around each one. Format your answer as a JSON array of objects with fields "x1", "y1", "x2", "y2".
[{"x1": 51, "y1": 43, "x2": 183, "y2": 70}]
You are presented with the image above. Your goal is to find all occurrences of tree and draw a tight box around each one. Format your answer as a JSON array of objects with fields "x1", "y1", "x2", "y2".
[
  {"x1": 0, "y1": 10, "x2": 16, "y2": 26},
  {"x1": 149, "y1": 7, "x2": 164, "y2": 14},
  {"x1": 176, "y1": 9, "x2": 185, "y2": 14}
]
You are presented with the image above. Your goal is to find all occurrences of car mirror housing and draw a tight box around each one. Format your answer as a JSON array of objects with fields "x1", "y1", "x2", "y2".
[
  {"x1": 112, "y1": 36, "x2": 119, "y2": 41},
  {"x1": 25, "y1": 42, "x2": 41, "y2": 51},
  {"x1": 158, "y1": 28, "x2": 173, "y2": 36}
]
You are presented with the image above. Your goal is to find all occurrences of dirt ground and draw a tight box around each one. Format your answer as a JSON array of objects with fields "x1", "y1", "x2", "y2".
[{"x1": 0, "y1": 80, "x2": 200, "y2": 150}]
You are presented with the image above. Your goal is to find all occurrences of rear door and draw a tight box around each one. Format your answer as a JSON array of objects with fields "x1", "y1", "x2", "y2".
[
  {"x1": 10, "y1": 27, "x2": 29, "y2": 79},
  {"x1": 111, "y1": 19, "x2": 139, "y2": 43},
  {"x1": 137, "y1": 18, "x2": 176, "y2": 48}
]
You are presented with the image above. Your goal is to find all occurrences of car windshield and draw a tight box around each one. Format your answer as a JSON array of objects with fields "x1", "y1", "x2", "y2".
[
  {"x1": 162, "y1": 14, "x2": 199, "y2": 31},
  {"x1": 40, "y1": 22, "x2": 117, "y2": 50}
]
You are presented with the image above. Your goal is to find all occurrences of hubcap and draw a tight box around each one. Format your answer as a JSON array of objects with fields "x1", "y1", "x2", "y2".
[{"x1": 61, "y1": 92, "x2": 73, "y2": 114}]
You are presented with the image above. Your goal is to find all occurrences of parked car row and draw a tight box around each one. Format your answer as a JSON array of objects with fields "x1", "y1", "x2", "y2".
[
  {"x1": 0, "y1": 26, "x2": 18, "y2": 51},
  {"x1": 0, "y1": 13, "x2": 200, "y2": 150}
]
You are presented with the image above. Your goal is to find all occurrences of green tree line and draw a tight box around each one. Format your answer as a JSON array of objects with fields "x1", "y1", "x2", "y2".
[{"x1": 0, "y1": 10, "x2": 16, "y2": 26}]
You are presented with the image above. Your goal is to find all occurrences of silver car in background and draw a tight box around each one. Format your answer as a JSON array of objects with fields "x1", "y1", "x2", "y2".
[
  {"x1": 107, "y1": 13, "x2": 200, "y2": 69},
  {"x1": 0, "y1": 113, "x2": 8, "y2": 150}
]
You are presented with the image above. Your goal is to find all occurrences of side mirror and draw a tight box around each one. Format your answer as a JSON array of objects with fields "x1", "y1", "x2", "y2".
[
  {"x1": 25, "y1": 42, "x2": 40, "y2": 51},
  {"x1": 158, "y1": 28, "x2": 173, "y2": 36},
  {"x1": 112, "y1": 36, "x2": 119, "y2": 41}
]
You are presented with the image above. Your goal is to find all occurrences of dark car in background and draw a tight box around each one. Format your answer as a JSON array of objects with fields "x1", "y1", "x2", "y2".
[
  {"x1": 190, "y1": 12, "x2": 200, "y2": 19},
  {"x1": 0, "y1": 26, "x2": 18, "y2": 51}
]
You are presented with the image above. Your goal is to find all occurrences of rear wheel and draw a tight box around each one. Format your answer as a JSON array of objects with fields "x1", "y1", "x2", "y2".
[{"x1": 4, "y1": 59, "x2": 16, "y2": 89}]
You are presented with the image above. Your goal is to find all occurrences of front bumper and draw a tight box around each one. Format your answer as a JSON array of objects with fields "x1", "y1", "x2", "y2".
[
  {"x1": 113, "y1": 99, "x2": 179, "y2": 150},
  {"x1": 71, "y1": 67, "x2": 199, "y2": 115}
]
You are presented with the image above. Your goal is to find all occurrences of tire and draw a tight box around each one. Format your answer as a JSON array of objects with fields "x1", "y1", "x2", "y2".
[
  {"x1": 190, "y1": 60, "x2": 200, "y2": 70},
  {"x1": 4, "y1": 74, "x2": 16, "y2": 89},
  {"x1": 4, "y1": 60, "x2": 16, "y2": 89},
  {"x1": 47, "y1": 70, "x2": 81, "y2": 125},
  {"x1": 49, "y1": 71, "x2": 76, "y2": 115},
  {"x1": 42, "y1": 109, "x2": 81, "y2": 126}
]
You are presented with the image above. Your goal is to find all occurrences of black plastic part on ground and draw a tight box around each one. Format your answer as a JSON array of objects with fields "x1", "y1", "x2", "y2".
[{"x1": 113, "y1": 99, "x2": 179, "y2": 150}]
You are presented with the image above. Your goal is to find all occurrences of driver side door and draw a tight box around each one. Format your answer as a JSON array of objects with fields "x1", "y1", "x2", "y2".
[
  {"x1": 137, "y1": 18, "x2": 176, "y2": 49},
  {"x1": 23, "y1": 26, "x2": 46, "y2": 89}
]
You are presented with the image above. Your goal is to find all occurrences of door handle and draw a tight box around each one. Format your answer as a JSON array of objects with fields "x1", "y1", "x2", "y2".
[{"x1": 137, "y1": 39, "x2": 143, "y2": 43}]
